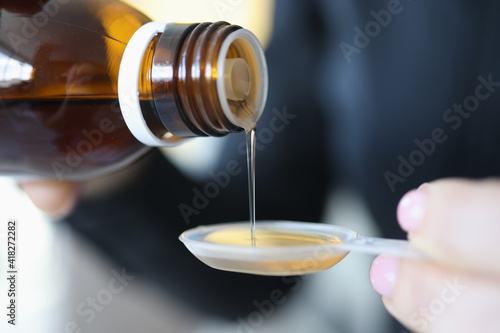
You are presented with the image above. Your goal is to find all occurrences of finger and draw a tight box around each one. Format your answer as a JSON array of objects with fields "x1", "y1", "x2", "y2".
[
  {"x1": 371, "y1": 255, "x2": 500, "y2": 333},
  {"x1": 397, "y1": 178, "x2": 500, "y2": 276},
  {"x1": 20, "y1": 180, "x2": 79, "y2": 219}
]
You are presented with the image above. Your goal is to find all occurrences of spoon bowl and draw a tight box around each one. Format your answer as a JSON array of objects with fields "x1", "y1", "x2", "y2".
[{"x1": 179, "y1": 221, "x2": 359, "y2": 275}]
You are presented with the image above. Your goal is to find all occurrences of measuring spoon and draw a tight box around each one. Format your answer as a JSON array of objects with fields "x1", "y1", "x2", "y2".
[{"x1": 179, "y1": 221, "x2": 424, "y2": 276}]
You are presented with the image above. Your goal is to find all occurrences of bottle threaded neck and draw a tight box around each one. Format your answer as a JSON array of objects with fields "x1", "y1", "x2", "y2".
[{"x1": 148, "y1": 21, "x2": 267, "y2": 143}]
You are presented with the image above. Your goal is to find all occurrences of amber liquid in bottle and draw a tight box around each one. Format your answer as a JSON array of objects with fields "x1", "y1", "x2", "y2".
[
  {"x1": 0, "y1": 0, "x2": 151, "y2": 179},
  {"x1": 0, "y1": 0, "x2": 267, "y2": 180}
]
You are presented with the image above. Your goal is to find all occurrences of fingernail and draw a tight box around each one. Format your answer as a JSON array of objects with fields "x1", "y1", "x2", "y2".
[
  {"x1": 397, "y1": 188, "x2": 427, "y2": 232},
  {"x1": 370, "y1": 255, "x2": 399, "y2": 298},
  {"x1": 418, "y1": 183, "x2": 429, "y2": 191}
]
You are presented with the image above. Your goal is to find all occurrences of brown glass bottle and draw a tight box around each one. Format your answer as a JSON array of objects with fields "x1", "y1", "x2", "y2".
[{"x1": 0, "y1": 0, "x2": 267, "y2": 180}]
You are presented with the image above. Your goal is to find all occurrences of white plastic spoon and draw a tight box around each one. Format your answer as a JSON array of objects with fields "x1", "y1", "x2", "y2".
[{"x1": 179, "y1": 221, "x2": 424, "y2": 276}]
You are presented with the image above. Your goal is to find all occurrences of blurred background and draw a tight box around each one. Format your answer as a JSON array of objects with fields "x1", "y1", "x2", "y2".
[
  {"x1": 0, "y1": 1, "x2": 394, "y2": 332},
  {"x1": 0, "y1": 183, "x2": 390, "y2": 333}
]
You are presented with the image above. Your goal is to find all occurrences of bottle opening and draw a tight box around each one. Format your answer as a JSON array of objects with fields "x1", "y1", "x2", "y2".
[
  {"x1": 216, "y1": 29, "x2": 268, "y2": 132},
  {"x1": 224, "y1": 58, "x2": 251, "y2": 102}
]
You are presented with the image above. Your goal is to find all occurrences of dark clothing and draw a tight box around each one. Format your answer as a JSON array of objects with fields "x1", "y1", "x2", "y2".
[{"x1": 66, "y1": 0, "x2": 500, "y2": 331}]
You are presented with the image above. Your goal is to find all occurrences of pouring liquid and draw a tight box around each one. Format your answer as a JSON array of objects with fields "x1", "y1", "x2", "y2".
[
  {"x1": 237, "y1": 100, "x2": 257, "y2": 245},
  {"x1": 246, "y1": 127, "x2": 257, "y2": 245},
  {"x1": 192, "y1": 104, "x2": 350, "y2": 275},
  {"x1": 181, "y1": 72, "x2": 353, "y2": 275}
]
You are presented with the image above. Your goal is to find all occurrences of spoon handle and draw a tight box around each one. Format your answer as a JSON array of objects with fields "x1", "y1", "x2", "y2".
[{"x1": 338, "y1": 236, "x2": 426, "y2": 259}]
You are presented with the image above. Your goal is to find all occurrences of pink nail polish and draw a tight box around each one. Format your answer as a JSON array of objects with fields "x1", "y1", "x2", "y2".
[
  {"x1": 397, "y1": 189, "x2": 427, "y2": 232},
  {"x1": 370, "y1": 255, "x2": 399, "y2": 298}
]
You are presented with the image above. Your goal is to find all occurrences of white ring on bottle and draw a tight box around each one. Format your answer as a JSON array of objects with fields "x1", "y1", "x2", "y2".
[{"x1": 118, "y1": 22, "x2": 173, "y2": 147}]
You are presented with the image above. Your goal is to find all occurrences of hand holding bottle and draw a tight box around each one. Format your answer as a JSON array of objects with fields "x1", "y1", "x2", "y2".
[
  {"x1": 370, "y1": 179, "x2": 500, "y2": 333},
  {"x1": 20, "y1": 180, "x2": 79, "y2": 218}
]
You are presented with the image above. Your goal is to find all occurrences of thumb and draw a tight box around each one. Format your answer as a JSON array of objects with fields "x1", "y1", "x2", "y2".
[
  {"x1": 397, "y1": 178, "x2": 500, "y2": 276},
  {"x1": 20, "y1": 180, "x2": 80, "y2": 219}
]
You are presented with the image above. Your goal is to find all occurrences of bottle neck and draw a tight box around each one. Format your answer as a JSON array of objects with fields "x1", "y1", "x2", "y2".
[{"x1": 119, "y1": 22, "x2": 268, "y2": 147}]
